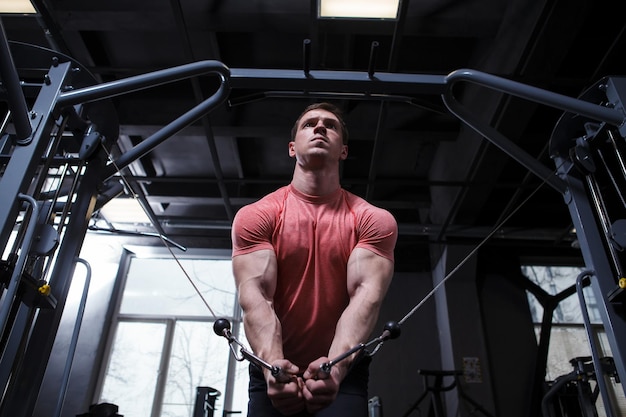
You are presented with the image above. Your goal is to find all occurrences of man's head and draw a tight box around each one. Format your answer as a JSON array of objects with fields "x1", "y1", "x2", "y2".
[
  {"x1": 288, "y1": 102, "x2": 349, "y2": 167},
  {"x1": 291, "y1": 102, "x2": 349, "y2": 145}
]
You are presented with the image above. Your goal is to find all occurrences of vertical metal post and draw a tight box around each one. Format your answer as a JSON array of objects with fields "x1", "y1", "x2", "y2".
[
  {"x1": 303, "y1": 39, "x2": 311, "y2": 76},
  {"x1": 193, "y1": 387, "x2": 220, "y2": 417},
  {"x1": 0, "y1": 60, "x2": 74, "y2": 416},
  {"x1": 0, "y1": 194, "x2": 39, "y2": 337},
  {"x1": 53, "y1": 258, "x2": 92, "y2": 417},
  {"x1": 0, "y1": 61, "x2": 72, "y2": 251},
  {"x1": 554, "y1": 165, "x2": 626, "y2": 396}
]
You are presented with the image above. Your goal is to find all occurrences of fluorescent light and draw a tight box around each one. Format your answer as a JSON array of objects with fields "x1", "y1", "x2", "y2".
[
  {"x1": 0, "y1": 0, "x2": 37, "y2": 14},
  {"x1": 319, "y1": 0, "x2": 400, "y2": 19}
]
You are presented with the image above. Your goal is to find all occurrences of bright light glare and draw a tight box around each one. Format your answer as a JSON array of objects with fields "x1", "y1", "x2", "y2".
[
  {"x1": 1, "y1": 0, "x2": 37, "y2": 13},
  {"x1": 99, "y1": 198, "x2": 151, "y2": 224},
  {"x1": 319, "y1": 0, "x2": 399, "y2": 19}
]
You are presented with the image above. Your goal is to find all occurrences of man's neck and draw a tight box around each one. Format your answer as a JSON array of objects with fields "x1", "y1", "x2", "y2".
[{"x1": 291, "y1": 165, "x2": 341, "y2": 196}]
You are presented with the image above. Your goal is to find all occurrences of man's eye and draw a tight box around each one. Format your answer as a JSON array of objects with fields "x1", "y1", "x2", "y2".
[
  {"x1": 303, "y1": 122, "x2": 313, "y2": 127},
  {"x1": 326, "y1": 123, "x2": 337, "y2": 129}
]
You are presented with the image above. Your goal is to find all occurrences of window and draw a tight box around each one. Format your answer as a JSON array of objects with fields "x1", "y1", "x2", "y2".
[
  {"x1": 523, "y1": 265, "x2": 601, "y2": 326},
  {"x1": 522, "y1": 265, "x2": 624, "y2": 416},
  {"x1": 96, "y1": 251, "x2": 249, "y2": 417}
]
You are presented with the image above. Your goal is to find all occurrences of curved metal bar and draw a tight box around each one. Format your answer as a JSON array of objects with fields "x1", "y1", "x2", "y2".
[
  {"x1": 57, "y1": 60, "x2": 232, "y2": 181},
  {"x1": 57, "y1": 60, "x2": 230, "y2": 106},
  {"x1": 102, "y1": 77, "x2": 230, "y2": 179},
  {"x1": 58, "y1": 59, "x2": 232, "y2": 183},
  {"x1": 441, "y1": 90, "x2": 568, "y2": 194},
  {"x1": 445, "y1": 69, "x2": 625, "y2": 128}
]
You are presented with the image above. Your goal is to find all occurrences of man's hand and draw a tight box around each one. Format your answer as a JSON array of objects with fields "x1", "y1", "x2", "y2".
[
  {"x1": 266, "y1": 360, "x2": 305, "y2": 415},
  {"x1": 302, "y1": 357, "x2": 344, "y2": 414}
]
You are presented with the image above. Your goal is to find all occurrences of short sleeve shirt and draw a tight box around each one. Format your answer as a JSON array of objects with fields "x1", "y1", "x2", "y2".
[{"x1": 232, "y1": 184, "x2": 397, "y2": 368}]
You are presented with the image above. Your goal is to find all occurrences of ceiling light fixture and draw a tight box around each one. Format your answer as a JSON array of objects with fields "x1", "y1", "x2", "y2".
[
  {"x1": 318, "y1": 0, "x2": 400, "y2": 20},
  {"x1": 0, "y1": 0, "x2": 37, "y2": 14}
]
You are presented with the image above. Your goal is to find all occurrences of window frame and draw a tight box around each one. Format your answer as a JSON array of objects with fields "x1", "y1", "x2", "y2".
[
  {"x1": 92, "y1": 246, "x2": 245, "y2": 417},
  {"x1": 522, "y1": 263, "x2": 624, "y2": 416}
]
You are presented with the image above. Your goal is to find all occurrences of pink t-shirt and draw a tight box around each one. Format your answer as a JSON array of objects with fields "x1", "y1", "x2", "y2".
[{"x1": 231, "y1": 184, "x2": 397, "y2": 368}]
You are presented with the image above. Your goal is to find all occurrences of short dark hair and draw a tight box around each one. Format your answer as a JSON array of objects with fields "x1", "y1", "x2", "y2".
[{"x1": 290, "y1": 102, "x2": 349, "y2": 144}]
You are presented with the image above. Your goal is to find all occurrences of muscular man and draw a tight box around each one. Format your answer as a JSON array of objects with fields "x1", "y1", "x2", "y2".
[{"x1": 231, "y1": 102, "x2": 397, "y2": 416}]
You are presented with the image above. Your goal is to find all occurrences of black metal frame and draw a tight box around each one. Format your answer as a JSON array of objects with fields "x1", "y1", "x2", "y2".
[{"x1": 1, "y1": 25, "x2": 626, "y2": 417}]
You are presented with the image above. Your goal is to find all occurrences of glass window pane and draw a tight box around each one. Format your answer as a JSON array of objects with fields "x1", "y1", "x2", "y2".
[
  {"x1": 161, "y1": 321, "x2": 231, "y2": 417},
  {"x1": 99, "y1": 321, "x2": 167, "y2": 416},
  {"x1": 99, "y1": 255, "x2": 248, "y2": 417},
  {"x1": 542, "y1": 326, "x2": 591, "y2": 381},
  {"x1": 231, "y1": 356, "x2": 250, "y2": 415},
  {"x1": 120, "y1": 258, "x2": 236, "y2": 317},
  {"x1": 522, "y1": 265, "x2": 600, "y2": 324}
]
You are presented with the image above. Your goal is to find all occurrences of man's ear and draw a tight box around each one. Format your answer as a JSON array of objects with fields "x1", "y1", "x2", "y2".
[
  {"x1": 340, "y1": 145, "x2": 348, "y2": 160},
  {"x1": 288, "y1": 141, "x2": 296, "y2": 157}
]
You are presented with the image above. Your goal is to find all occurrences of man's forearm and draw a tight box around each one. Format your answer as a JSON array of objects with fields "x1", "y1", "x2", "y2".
[
  {"x1": 233, "y1": 250, "x2": 284, "y2": 368},
  {"x1": 327, "y1": 248, "x2": 394, "y2": 375},
  {"x1": 329, "y1": 295, "x2": 382, "y2": 368},
  {"x1": 242, "y1": 300, "x2": 284, "y2": 365}
]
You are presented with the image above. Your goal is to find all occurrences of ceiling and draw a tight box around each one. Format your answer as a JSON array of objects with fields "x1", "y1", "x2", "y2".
[{"x1": 2, "y1": 0, "x2": 625, "y2": 272}]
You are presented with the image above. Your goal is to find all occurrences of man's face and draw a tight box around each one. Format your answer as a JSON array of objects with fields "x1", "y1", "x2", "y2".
[{"x1": 289, "y1": 109, "x2": 348, "y2": 165}]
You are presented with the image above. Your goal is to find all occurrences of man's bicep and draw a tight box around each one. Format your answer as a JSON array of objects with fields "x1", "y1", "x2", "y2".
[
  {"x1": 346, "y1": 248, "x2": 394, "y2": 298},
  {"x1": 233, "y1": 249, "x2": 278, "y2": 305}
]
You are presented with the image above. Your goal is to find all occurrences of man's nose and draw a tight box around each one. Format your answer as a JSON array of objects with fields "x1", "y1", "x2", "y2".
[{"x1": 313, "y1": 121, "x2": 326, "y2": 132}]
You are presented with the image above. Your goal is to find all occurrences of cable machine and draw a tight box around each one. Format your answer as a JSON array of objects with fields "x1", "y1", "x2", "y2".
[{"x1": 1, "y1": 25, "x2": 626, "y2": 417}]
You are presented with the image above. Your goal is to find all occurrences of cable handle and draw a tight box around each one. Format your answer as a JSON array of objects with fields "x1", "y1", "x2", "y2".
[
  {"x1": 213, "y1": 318, "x2": 292, "y2": 382},
  {"x1": 215, "y1": 318, "x2": 401, "y2": 381},
  {"x1": 319, "y1": 320, "x2": 401, "y2": 376}
]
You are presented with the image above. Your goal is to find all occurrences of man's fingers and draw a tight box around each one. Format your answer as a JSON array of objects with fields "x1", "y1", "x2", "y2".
[{"x1": 268, "y1": 375, "x2": 305, "y2": 415}]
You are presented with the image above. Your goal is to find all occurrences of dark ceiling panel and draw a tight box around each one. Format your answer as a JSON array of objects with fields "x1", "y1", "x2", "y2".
[{"x1": 2, "y1": 0, "x2": 624, "y2": 268}]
